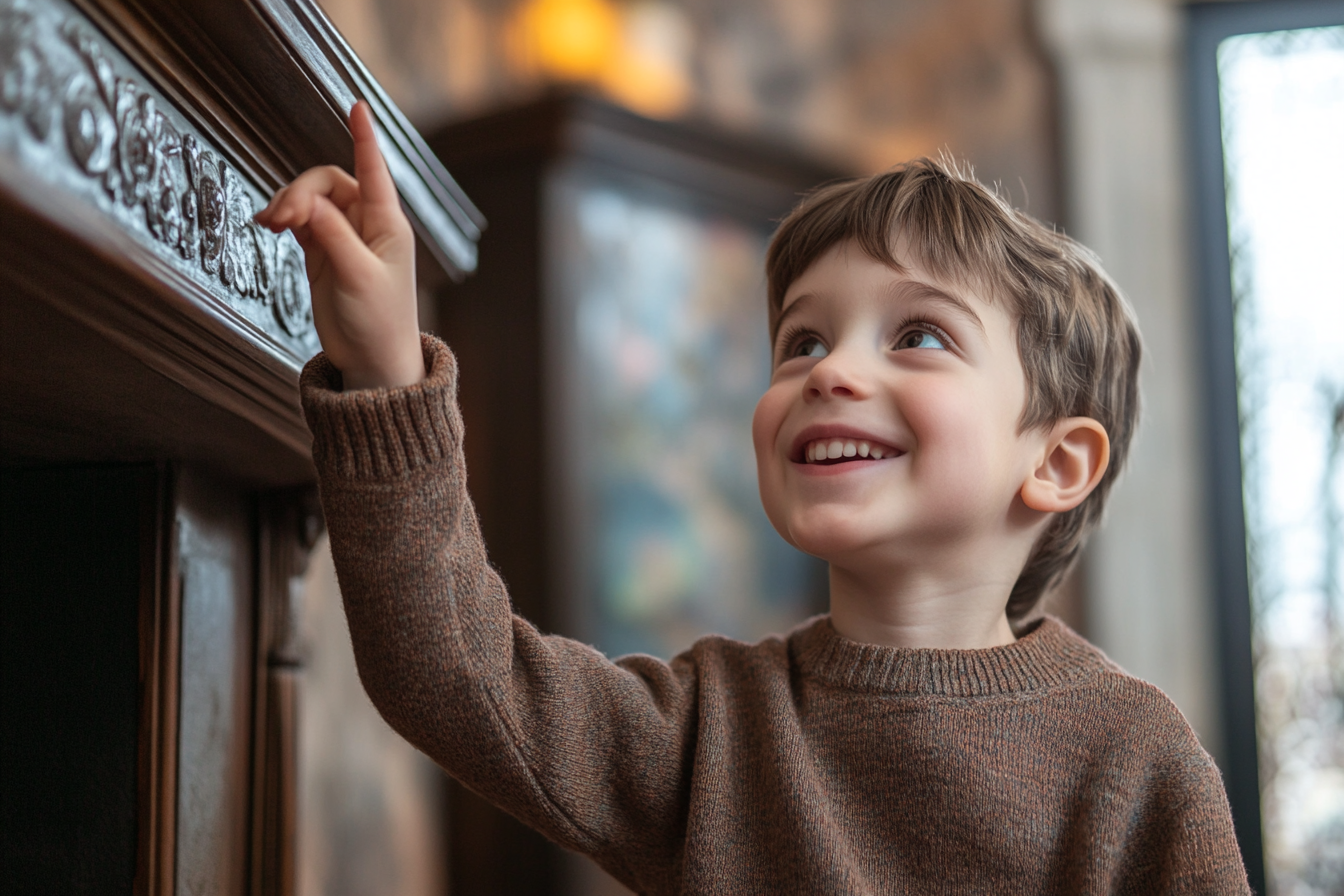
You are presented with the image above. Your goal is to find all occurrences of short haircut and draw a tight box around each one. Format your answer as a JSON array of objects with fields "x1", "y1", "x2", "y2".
[{"x1": 765, "y1": 157, "x2": 1142, "y2": 626}]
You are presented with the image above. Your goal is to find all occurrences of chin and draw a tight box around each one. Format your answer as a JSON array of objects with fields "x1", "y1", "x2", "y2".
[{"x1": 777, "y1": 506, "x2": 881, "y2": 561}]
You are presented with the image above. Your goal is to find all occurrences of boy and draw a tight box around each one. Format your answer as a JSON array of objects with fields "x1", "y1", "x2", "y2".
[{"x1": 257, "y1": 103, "x2": 1250, "y2": 893}]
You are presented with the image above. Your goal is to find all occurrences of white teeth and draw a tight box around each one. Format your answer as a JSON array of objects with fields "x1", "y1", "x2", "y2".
[{"x1": 804, "y1": 437, "x2": 895, "y2": 463}]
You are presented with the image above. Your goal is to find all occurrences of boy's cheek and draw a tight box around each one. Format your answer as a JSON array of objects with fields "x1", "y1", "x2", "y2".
[
  {"x1": 895, "y1": 377, "x2": 971, "y2": 433},
  {"x1": 751, "y1": 389, "x2": 797, "y2": 545},
  {"x1": 751, "y1": 387, "x2": 789, "y2": 461},
  {"x1": 752, "y1": 456, "x2": 795, "y2": 549}
]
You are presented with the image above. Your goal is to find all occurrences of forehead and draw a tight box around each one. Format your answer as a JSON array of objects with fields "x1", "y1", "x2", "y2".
[{"x1": 779, "y1": 239, "x2": 1004, "y2": 334}]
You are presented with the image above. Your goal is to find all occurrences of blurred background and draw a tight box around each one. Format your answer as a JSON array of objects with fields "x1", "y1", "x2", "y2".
[{"x1": 292, "y1": 0, "x2": 1343, "y2": 894}]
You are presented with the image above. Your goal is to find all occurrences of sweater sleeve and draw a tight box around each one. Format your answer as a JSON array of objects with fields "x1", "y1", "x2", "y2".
[{"x1": 300, "y1": 335, "x2": 696, "y2": 882}]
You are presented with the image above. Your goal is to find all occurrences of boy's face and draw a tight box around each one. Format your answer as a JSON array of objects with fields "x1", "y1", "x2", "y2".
[{"x1": 752, "y1": 239, "x2": 1046, "y2": 566}]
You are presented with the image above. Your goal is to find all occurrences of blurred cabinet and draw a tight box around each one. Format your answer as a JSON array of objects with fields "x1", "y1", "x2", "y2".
[
  {"x1": 0, "y1": 0, "x2": 478, "y2": 892},
  {"x1": 427, "y1": 91, "x2": 838, "y2": 896}
]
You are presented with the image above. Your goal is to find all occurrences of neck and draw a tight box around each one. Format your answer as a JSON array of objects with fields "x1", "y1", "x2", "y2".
[{"x1": 827, "y1": 558, "x2": 1019, "y2": 650}]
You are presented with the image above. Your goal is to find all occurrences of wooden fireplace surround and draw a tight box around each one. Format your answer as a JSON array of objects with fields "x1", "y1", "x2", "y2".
[{"x1": 0, "y1": 1, "x2": 481, "y2": 892}]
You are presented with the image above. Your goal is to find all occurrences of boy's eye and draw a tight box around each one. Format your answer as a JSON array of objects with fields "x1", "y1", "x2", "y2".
[
  {"x1": 895, "y1": 329, "x2": 946, "y2": 351},
  {"x1": 793, "y1": 337, "x2": 829, "y2": 359}
]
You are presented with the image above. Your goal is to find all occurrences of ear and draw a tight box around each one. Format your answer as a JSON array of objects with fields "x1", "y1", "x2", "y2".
[{"x1": 1020, "y1": 417, "x2": 1111, "y2": 513}]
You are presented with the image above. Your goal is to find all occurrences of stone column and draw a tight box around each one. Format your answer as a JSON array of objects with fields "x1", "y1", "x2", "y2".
[{"x1": 1038, "y1": 0, "x2": 1223, "y2": 762}]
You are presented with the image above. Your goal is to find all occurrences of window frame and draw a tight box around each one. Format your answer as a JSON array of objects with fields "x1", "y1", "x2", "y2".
[{"x1": 1186, "y1": 2, "x2": 1344, "y2": 892}]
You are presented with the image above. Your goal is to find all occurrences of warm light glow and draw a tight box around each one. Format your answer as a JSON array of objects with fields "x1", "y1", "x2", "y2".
[
  {"x1": 511, "y1": 0, "x2": 621, "y2": 81},
  {"x1": 508, "y1": 0, "x2": 693, "y2": 120},
  {"x1": 600, "y1": 1, "x2": 692, "y2": 118}
]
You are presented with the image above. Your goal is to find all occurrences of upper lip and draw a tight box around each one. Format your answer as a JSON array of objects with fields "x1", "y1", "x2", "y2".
[{"x1": 788, "y1": 423, "x2": 905, "y2": 463}]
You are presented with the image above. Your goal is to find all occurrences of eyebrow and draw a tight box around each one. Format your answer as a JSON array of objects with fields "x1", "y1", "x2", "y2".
[
  {"x1": 774, "y1": 292, "x2": 816, "y2": 339},
  {"x1": 889, "y1": 280, "x2": 987, "y2": 335},
  {"x1": 775, "y1": 278, "x2": 987, "y2": 341}
]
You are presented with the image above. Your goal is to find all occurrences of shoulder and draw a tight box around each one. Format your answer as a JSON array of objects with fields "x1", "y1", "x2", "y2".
[
  {"x1": 1043, "y1": 627, "x2": 1249, "y2": 890},
  {"x1": 1050, "y1": 621, "x2": 1199, "y2": 731},
  {"x1": 670, "y1": 626, "x2": 794, "y2": 681},
  {"x1": 1042, "y1": 620, "x2": 1221, "y2": 777},
  {"x1": 610, "y1": 624, "x2": 797, "y2": 706}
]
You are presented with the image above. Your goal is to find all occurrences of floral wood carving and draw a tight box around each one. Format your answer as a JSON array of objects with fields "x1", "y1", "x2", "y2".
[{"x1": 0, "y1": 0, "x2": 315, "y2": 349}]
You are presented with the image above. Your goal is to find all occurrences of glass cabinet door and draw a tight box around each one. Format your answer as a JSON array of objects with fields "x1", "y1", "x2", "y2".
[{"x1": 547, "y1": 170, "x2": 824, "y2": 660}]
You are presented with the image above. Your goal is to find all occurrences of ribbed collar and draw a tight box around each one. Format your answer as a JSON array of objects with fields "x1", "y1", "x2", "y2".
[{"x1": 790, "y1": 615, "x2": 1113, "y2": 698}]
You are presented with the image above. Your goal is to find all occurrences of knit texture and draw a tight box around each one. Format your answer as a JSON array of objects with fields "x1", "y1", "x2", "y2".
[{"x1": 302, "y1": 334, "x2": 1252, "y2": 895}]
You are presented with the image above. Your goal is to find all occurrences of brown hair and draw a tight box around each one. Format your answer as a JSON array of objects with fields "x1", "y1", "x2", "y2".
[{"x1": 766, "y1": 157, "x2": 1142, "y2": 625}]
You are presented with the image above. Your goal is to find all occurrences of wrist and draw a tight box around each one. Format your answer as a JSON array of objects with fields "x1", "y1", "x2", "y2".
[{"x1": 339, "y1": 337, "x2": 427, "y2": 391}]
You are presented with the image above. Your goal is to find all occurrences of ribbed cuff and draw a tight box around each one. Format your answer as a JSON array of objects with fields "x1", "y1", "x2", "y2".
[{"x1": 300, "y1": 334, "x2": 461, "y2": 482}]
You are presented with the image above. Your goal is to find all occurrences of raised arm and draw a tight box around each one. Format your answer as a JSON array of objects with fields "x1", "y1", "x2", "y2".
[{"x1": 258, "y1": 105, "x2": 698, "y2": 885}]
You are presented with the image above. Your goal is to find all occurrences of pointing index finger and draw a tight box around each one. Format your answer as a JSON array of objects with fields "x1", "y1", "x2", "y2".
[{"x1": 350, "y1": 100, "x2": 399, "y2": 210}]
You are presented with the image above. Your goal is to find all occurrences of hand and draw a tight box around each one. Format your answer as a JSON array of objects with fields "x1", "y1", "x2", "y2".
[{"x1": 254, "y1": 101, "x2": 425, "y2": 390}]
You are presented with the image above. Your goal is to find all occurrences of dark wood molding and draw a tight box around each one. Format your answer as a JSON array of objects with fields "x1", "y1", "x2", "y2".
[
  {"x1": 249, "y1": 0, "x2": 486, "y2": 275},
  {"x1": 0, "y1": 0, "x2": 318, "y2": 362},
  {"x1": 0, "y1": 176, "x2": 316, "y2": 485},
  {"x1": 135, "y1": 463, "x2": 180, "y2": 896},
  {"x1": 254, "y1": 669, "x2": 299, "y2": 896},
  {"x1": 250, "y1": 489, "x2": 321, "y2": 896},
  {"x1": 429, "y1": 90, "x2": 847, "y2": 224}
]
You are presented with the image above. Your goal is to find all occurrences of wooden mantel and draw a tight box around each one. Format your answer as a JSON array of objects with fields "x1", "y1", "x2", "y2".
[
  {"x1": 1, "y1": 0, "x2": 483, "y2": 483},
  {"x1": 0, "y1": 2, "x2": 481, "y2": 893}
]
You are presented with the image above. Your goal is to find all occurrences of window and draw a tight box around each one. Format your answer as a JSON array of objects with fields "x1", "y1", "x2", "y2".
[{"x1": 1191, "y1": 4, "x2": 1344, "y2": 894}]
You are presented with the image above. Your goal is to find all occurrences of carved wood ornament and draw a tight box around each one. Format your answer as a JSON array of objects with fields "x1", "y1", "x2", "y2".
[
  {"x1": 2, "y1": 0, "x2": 315, "y2": 353},
  {"x1": 2, "y1": 0, "x2": 481, "y2": 478}
]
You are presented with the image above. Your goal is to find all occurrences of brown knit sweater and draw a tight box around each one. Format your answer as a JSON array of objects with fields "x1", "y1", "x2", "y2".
[{"x1": 301, "y1": 335, "x2": 1251, "y2": 895}]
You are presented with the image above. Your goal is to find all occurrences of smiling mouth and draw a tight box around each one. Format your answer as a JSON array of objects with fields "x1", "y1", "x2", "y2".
[{"x1": 802, "y1": 438, "x2": 903, "y2": 464}]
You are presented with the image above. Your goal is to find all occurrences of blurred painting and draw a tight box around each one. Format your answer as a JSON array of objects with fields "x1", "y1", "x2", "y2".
[{"x1": 549, "y1": 172, "x2": 824, "y2": 660}]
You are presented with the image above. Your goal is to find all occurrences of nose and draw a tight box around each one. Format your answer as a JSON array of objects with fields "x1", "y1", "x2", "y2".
[{"x1": 803, "y1": 348, "x2": 871, "y2": 402}]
